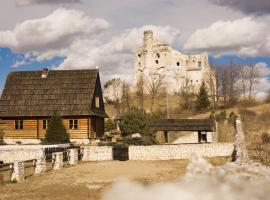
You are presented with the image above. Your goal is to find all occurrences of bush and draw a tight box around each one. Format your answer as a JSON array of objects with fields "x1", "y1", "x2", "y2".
[
  {"x1": 119, "y1": 107, "x2": 153, "y2": 137},
  {"x1": 208, "y1": 110, "x2": 227, "y2": 123},
  {"x1": 261, "y1": 132, "x2": 270, "y2": 144},
  {"x1": 215, "y1": 110, "x2": 227, "y2": 123},
  {"x1": 122, "y1": 136, "x2": 158, "y2": 146},
  {"x1": 105, "y1": 118, "x2": 117, "y2": 132},
  {"x1": 44, "y1": 113, "x2": 69, "y2": 144}
]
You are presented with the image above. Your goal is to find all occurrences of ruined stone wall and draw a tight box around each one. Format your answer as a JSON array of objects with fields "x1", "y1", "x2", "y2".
[
  {"x1": 133, "y1": 30, "x2": 214, "y2": 94},
  {"x1": 129, "y1": 143, "x2": 234, "y2": 160}
]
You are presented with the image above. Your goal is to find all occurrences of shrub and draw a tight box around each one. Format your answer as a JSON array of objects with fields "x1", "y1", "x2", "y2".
[
  {"x1": 208, "y1": 110, "x2": 227, "y2": 123},
  {"x1": 247, "y1": 134, "x2": 270, "y2": 166},
  {"x1": 215, "y1": 110, "x2": 227, "y2": 123},
  {"x1": 195, "y1": 82, "x2": 210, "y2": 111},
  {"x1": 44, "y1": 113, "x2": 69, "y2": 144},
  {"x1": 105, "y1": 118, "x2": 117, "y2": 132},
  {"x1": 119, "y1": 107, "x2": 153, "y2": 137},
  {"x1": 261, "y1": 132, "x2": 270, "y2": 144},
  {"x1": 122, "y1": 136, "x2": 158, "y2": 146}
]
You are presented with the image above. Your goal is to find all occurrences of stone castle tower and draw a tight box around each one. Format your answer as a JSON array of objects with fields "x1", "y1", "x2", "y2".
[{"x1": 133, "y1": 30, "x2": 215, "y2": 94}]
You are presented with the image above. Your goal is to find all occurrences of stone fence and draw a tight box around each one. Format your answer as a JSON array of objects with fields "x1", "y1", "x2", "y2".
[
  {"x1": 82, "y1": 146, "x2": 113, "y2": 161},
  {"x1": 0, "y1": 144, "x2": 70, "y2": 163},
  {"x1": 129, "y1": 143, "x2": 234, "y2": 160},
  {"x1": 0, "y1": 148, "x2": 79, "y2": 183}
]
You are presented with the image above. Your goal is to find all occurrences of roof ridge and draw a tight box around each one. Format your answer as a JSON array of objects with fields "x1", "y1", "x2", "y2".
[{"x1": 9, "y1": 68, "x2": 99, "y2": 73}]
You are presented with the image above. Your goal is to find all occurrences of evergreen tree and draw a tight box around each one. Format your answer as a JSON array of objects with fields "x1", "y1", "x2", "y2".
[
  {"x1": 45, "y1": 113, "x2": 69, "y2": 144},
  {"x1": 196, "y1": 82, "x2": 210, "y2": 111}
]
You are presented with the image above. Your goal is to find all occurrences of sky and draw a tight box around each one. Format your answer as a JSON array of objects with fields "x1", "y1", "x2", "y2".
[{"x1": 0, "y1": 0, "x2": 270, "y2": 97}]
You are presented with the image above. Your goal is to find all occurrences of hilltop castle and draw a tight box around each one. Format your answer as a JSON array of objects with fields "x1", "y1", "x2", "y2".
[{"x1": 133, "y1": 30, "x2": 215, "y2": 94}]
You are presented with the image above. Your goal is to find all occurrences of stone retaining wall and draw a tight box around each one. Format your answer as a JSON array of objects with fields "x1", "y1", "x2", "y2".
[
  {"x1": 82, "y1": 146, "x2": 113, "y2": 161},
  {"x1": 129, "y1": 143, "x2": 234, "y2": 160}
]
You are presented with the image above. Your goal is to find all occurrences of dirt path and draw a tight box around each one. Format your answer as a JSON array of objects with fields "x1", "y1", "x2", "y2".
[
  {"x1": 0, "y1": 158, "x2": 228, "y2": 200},
  {"x1": 0, "y1": 160, "x2": 188, "y2": 200}
]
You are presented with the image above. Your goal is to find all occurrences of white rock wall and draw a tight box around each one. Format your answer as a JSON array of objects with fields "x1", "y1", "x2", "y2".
[
  {"x1": 129, "y1": 143, "x2": 234, "y2": 160},
  {"x1": 0, "y1": 144, "x2": 70, "y2": 163},
  {"x1": 82, "y1": 146, "x2": 113, "y2": 161},
  {"x1": 0, "y1": 149, "x2": 44, "y2": 163}
]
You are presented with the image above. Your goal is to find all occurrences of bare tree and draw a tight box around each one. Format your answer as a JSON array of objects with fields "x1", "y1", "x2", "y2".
[
  {"x1": 247, "y1": 64, "x2": 259, "y2": 101},
  {"x1": 104, "y1": 78, "x2": 124, "y2": 115},
  {"x1": 121, "y1": 82, "x2": 131, "y2": 112},
  {"x1": 135, "y1": 75, "x2": 144, "y2": 110},
  {"x1": 227, "y1": 61, "x2": 239, "y2": 102},
  {"x1": 205, "y1": 68, "x2": 217, "y2": 109},
  {"x1": 238, "y1": 65, "x2": 248, "y2": 100},
  {"x1": 179, "y1": 77, "x2": 194, "y2": 110},
  {"x1": 144, "y1": 73, "x2": 165, "y2": 112}
]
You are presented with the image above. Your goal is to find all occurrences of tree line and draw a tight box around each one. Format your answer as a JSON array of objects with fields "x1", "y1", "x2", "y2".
[{"x1": 104, "y1": 62, "x2": 270, "y2": 115}]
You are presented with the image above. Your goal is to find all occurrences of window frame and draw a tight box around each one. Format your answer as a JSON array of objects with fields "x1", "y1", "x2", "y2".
[
  {"x1": 95, "y1": 96, "x2": 100, "y2": 108},
  {"x1": 69, "y1": 119, "x2": 78, "y2": 130},
  {"x1": 42, "y1": 119, "x2": 49, "y2": 130},
  {"x1": 15, "y1": 120, "x2": 23, "y2": 130}
]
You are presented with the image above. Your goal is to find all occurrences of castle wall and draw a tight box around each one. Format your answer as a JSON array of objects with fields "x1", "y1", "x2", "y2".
[{"x1": 133, "y1": 30, "x2": 215, "y2": 94}]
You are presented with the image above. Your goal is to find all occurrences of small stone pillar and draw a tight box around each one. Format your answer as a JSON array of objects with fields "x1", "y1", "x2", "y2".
[
  {"x1": 82, "y1": 148, "x2": 89, "y2": 162},
  {"x1": 34, "y1": 156, "x2": 46, "y2": 175},
  {"x1": 69, "y1": 149, "x2": 78, "y2": 166},
  {"x1": 11, "y1": 161, "x2": 24, "y2": 182},
  {"x1": 234, "y1": 118, "x2": 249, "y2": 163},
  {"x1": 52, "y1": 152, "x2": 63, "y2": 170}
]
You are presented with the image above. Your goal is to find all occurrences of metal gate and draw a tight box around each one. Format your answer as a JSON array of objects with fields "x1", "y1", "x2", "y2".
[{"x1": 113, "y1": 146, "x2": 129, "y2": 161}]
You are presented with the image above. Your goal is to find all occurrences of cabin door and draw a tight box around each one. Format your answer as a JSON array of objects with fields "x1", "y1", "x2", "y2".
[{"x1": 91, "y1": 117, "x2": 104, "y2": 138}]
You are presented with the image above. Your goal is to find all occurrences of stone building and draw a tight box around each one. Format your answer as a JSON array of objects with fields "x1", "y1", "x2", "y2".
[{"x1": 133, "y1": 30, "x2": 215, "y2": 94}]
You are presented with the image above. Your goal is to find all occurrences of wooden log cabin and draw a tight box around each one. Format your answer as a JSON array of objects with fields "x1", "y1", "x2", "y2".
[{"x1": 0, "y1": 68, "x2": 108, "y2": 144}]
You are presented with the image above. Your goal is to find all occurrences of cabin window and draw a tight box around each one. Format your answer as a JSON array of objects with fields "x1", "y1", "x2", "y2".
[
  {"x1": 95, "y1": 96, "x2": 100, "y2": 108},
  {"x1": 156, "y1": 53, "x2": 160, "y2": 58},
  {"x1": 198, "y1": 61, "x2": 202, "y2": 68},
  {"x1": 176, "y1": 61, "x2": 180, "y2": 66},
  {"x1": 155, "y1": 60, "x2": 159, "y2": 64},
  {"x1": 138, "y1": 54, "x2": 141, "y2": 58},
  {"x1": 15, "y1": 120, "x2": 23, "y2": 130},
  {"x1": 42, "y1": 120, "x2": 49, "y2": 130},
  {"x1": 69, "y1": 119, "x2": 78, "y2": 129}
]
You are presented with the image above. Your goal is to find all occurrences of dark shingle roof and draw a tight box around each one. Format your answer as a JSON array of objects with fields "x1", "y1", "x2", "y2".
[
  {"x1": 0, "y1": 69, "x2": 107, "y2": 117},
  {"x1": 150, "y1": 119, "x2": 216, "y2": 131}
]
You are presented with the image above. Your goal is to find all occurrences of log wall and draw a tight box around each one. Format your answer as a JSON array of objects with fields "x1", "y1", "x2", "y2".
[{"x1": 1, "y1": 117, "x2": 93, "y2": 139}]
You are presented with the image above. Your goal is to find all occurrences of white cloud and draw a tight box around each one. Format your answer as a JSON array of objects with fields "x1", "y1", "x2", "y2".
[
  {"x1": 184, "y1": 17, "x2": 270, "y2": 56},
  {"x1": 55, "y1": 24, "x2": 180, "y2": 83},
  {"x1": 0, "y1": 8, "x2": 181, "y2": 84},
  {"x1": 12, "y1": 60, "x2": 31, "y2": 67},
  {"x1": 0, "y1": 8, "x2": 110, "y2": 53},
  {"x1": 16, "y1": 0, "x2": 81, "y2": 6}
]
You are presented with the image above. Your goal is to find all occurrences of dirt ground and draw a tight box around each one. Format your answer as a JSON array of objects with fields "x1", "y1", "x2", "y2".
[{"x1": 0, "y1": 158, "x2": 229, "y2": 200}]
